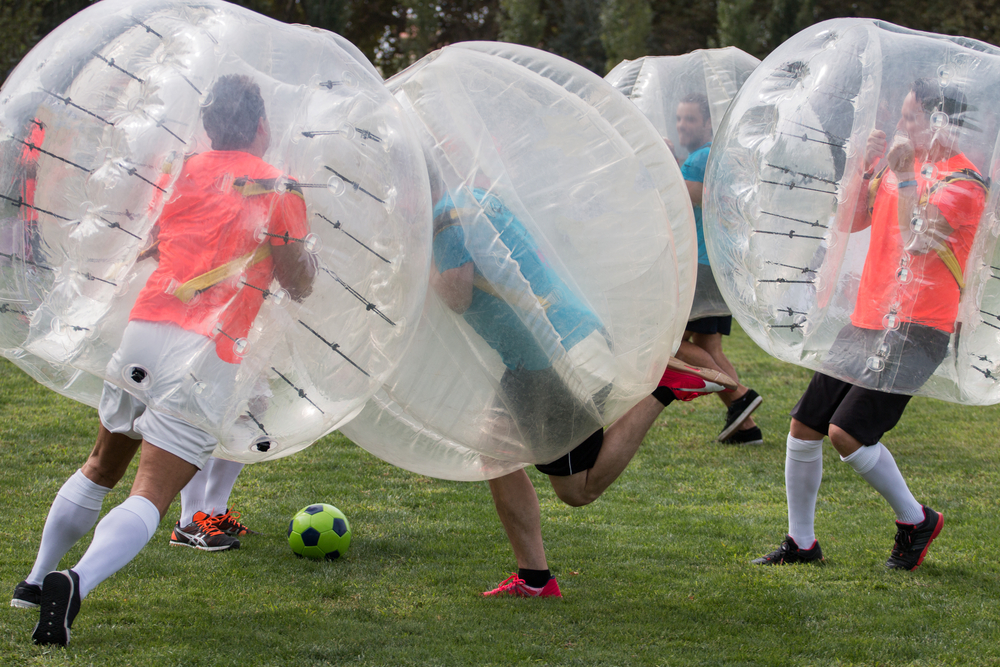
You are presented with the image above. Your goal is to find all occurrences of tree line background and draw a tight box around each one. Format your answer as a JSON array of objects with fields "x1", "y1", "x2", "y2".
[{"x1": 3, "y1": 0, "x2": 1000, "y2": 83}]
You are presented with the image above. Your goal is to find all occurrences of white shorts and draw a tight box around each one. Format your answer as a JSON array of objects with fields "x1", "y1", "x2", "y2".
[{"x1": 98, "y1": 321, "x2": 238, "y2": 469}]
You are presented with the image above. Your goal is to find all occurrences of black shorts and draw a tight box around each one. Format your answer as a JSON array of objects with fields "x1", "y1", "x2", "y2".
[
  {"x1": 497, "y1": 366, "x2": 603, "y2": 470},
  {"x1": 534, "y1": 428, "x2": 604, "y2": 476},
  {"x1": 791, "y1": 372, "x2": 912, "y2": 446},
  {"x1": 792, "y1": 322, "x2": 950, "y2": 446},
  {"x1": 686, "y1": 315, "x2": 732, "y2": 336}
]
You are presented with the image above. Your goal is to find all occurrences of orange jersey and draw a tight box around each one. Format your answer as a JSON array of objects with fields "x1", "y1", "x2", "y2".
[
  {"x1": 130, "y1": 151, "x2": 309, "y2": 364},
  {"x1": 852, "y1": 153, "x2": 986, "y2": 334},
  {"x1": 19, "y1": 120, "x2": 44, "y2": 216}
]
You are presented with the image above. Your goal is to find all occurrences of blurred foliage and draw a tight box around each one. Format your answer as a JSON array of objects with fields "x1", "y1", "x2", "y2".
[
  {"x1": 600, "y1": 0, "x2": 654, "y2": 72},
  {"x1": 2, "y1": 0, "x2": 1000, "y2": 82}
]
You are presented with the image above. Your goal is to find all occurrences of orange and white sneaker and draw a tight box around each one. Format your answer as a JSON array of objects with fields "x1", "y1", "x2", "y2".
[
  {"x1": 482, "y1": 574, "x2": 562, "y2": 598},
  {"x1": 210, "y1": 508, "x2": 260, "y2": 536},
  {"x1": 658, "y1": 357, "x2": 738, "y2": 401},
  {"x1": 170, "y1": 511, "x2": 240, "y2": 551}
]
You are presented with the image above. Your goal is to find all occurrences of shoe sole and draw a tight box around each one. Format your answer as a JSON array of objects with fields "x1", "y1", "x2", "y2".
[
  {"x1": 32, "y1": 571, "x2": 75, "y2": 646},
  {"x1": 723, "y1": 436, "x2": 764, "y2": 446},
  {"x1": 717, "y1": 394, "x2": 763, "y2": 441},
  {"x1": 751, "y1": 554, "x2": 825, "y2": 565},
  {"x1": 170, "y1": 539, "x2": 239, "y2": 552},
  {"x1": 11, "y1": 598, "x2": 39, "y2": 609},
  {"x1": 666, "y1": 357, "x2": 738, "y2": 391}
]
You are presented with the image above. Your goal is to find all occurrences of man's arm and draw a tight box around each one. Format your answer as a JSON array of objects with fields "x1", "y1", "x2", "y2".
[
  {"x1": 136, "y1": 225, "x2": 160, "y2": 262},
  {"x1": 883, "y1": 133, "x2": 956, "y2": 253},
  {"x1": 271, "y1": 242, "x2": 317, "y2": 302},
  {"x1": 685, "y1": 180, "x2": 703, "y2": 207},
  {"x1": 850, "y1": 129, "x2": 889, "y2": 233},
  {"x1": 430, "y1": 261, "x2": 474, "y2": 313}
]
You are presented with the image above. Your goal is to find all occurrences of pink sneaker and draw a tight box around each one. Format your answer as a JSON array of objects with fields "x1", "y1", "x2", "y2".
[
  {"x1": 482, "y1": 574, "x2": 562, "y2": 598},
  {"x1": 658, "y1": 358, "x2": 737, "y2": 401}
]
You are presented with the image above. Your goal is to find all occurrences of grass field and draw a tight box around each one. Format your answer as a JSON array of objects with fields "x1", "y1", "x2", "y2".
[{"x1": 2, "y1": 325, "x2": 1000, "y2": 666}]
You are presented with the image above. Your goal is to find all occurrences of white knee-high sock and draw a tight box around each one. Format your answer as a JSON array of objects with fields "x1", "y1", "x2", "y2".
[
  {"x1": 179, "y1": 459, "x2": 213, "y2": 525},
  {"x1": 72, "y1": 495, "x2": 161, "y2": 599},
  {"x1": 203, "y1": 458, "x2": 244, "y2": 516},
  {"x1": 26, "y1": 470, "x2": 112, "y2": 586},
  {"x1": 841, "y1": 443, "x2": 924, "y2": 524},
  {"x1": 786, "y1": 434, "x2": 824, "y2": 547}
]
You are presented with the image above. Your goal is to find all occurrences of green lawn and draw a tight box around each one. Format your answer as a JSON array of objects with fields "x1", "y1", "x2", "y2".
[{"x1": 2, "y1": 326, "x2": 1000, "y2": 666}]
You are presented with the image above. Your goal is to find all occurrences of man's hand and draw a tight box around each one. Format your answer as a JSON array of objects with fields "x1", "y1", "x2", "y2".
[
  {"x1": 430, "y1": 262, "x2": 473, "y2": 314},
  {"x1": 886, "y1": 130, "x2": 916, "y2": 177},
  {"x1": 865, "y1": 129, "x2": 887, "y2": 172},
  {"x1": 664, "y1": 137, "x2": 678, "y2": 162}
]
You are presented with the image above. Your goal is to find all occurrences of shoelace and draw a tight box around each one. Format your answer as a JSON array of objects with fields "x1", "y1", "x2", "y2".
[
  {"x1": 486, "y1": 574, "x2": 527, "y2": 595},
  {"x1": 770, "y1": 542, "x2": 794, "y2": 562},
  {"x1": 892, "y1": 526, "x2": 912, "y2": 555},
  {"x1": 213, "y1": 508, "x2": 248, "y2": 531},
  {"x1": 193, "y1": 515, "x2": 227, "y2": 537}
]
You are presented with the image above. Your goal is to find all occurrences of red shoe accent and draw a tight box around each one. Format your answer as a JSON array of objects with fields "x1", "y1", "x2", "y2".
[
  {"x1": 658, "y1": 358, "x2": 738, "y2": 401},
  {"x1": 914, "y1": 511, "x2": 944, "y2": 570}
]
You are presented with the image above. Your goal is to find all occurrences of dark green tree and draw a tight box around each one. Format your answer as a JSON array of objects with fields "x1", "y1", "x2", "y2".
[
  {"x1": 498, "y1": 0, "x2": 545, "y2": 47},
  {"x1": 1, "y1": 0, "x2": 91, "y2": 82},
  {"x1": 600, "y1": 0, "x2": 653, "y2": 71},
  {"x1": 647, "y1": 0, "x2": 719, "y2": 57},
  {"x1": 543, "y1": 0, "x2": 607, "y2": 74}
]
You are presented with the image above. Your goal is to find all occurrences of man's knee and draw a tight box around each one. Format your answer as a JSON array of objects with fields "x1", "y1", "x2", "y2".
[
  {"x1": 827, "y1": 424, "x2": 862, "y2": 457},
  {"x1": 789, "y1": 418, "x2": 824, "y2": 441},
  {"x1": 549, "y1": 476, "x2": 598, "y2": 508}
]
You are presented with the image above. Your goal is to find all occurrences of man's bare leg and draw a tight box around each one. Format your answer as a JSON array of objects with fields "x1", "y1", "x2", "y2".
[
  {"x1": 488, "y1": 469, "x2": 547, "y2": 570},
  {"x1": 548, "y1": 395, "x2": 667, "y2": 507},
  {"x1": 129, "y1": 440, "x2": 200, "y2": 519},
  {"x1": 21, "y1": 426, "x2": 141, "y2": 591},
  {"x1": 82, "y1": 424, "x2": 142, "y2": 487},
  {"x1": 685, "y1": 333, "x2": 757, "y2": 430},
  {"x1": 71, "y1": 441, "x2": 199, "y2": 601}
]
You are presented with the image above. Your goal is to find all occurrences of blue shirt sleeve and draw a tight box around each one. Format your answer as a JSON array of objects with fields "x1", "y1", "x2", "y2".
[{"x1": 681, "y1": 144, "x2": 710, "y2": 185}]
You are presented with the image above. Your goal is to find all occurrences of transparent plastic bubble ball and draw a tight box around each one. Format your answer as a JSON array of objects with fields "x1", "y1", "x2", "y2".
[
  {"x1": 704, "y1": 19, "x2": 1000, "y2": 404},
  {"x1": 0, "y1": 0, "x2": 431, "y2": 460},
  {"x1": 606, "y1": 48, "x2": 760, "y2": 321},
  {"x1": 340, "y1": 42, "x2": 693, "y2": 481}
]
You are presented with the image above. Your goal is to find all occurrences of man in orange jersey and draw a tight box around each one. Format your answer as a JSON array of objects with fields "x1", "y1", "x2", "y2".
[
  {"x1": 20, "y1": 74, "x2": 316, "y2": 646},
  {"x1": 754, "y1": 78, "x2": 986, "y2": 571}
]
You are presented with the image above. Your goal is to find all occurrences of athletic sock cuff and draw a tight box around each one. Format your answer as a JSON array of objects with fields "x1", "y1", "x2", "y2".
[
  {"x1": 786, "y1": 434, "x2": 823, "y2": 463},
  {"x1": 57, "y1": 469, "x2": 113, "y2": 512},
  {"x1": 118, "y1": 495, "x2": 162, "y2": 541},
  {"x1": 517, "y1": 568, "x2": 552, "y2": 589},
  {"x1": 840, "y1": 442, "x2": 882, "y2": 475},
  {"x1": 651, "y1": 386, "x2": 676, "y2": 407}
]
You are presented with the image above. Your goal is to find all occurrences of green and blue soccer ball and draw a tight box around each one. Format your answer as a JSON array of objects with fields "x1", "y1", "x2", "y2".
[{"x1": 287, "y1": 503, "x2": 351, "y2": 560}]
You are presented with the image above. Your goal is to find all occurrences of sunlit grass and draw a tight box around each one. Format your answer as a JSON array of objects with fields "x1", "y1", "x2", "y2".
[{"x1": 2, "y1": 324, "x2": 1000, "y2": 665}]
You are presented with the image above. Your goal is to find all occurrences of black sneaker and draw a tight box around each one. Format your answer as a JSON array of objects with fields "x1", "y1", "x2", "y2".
[
  {"x1": 886, "y1": 506, "x2": 943, "y2": 571},
  {"x1": 721, "y1": 425, "x2": 764, "y2": 445},
  {"x1": 169, "y1": 512, "x2": 240, "y2": 551},
  {"x1": 32, "y1": 569, "x2": 81, "y2": 646},
  {"x1": 717, "y1": 389, "x2": 762, "y2": 441},
  {"x1": 11, "y1": 580, "x2": 41, "y2": 609},
  {"x1": 211, "y1": 508, "x2": 261, "y2": 536},
  {"x1": 751, "y1": 535, "x2": 825, "y2": 565}
]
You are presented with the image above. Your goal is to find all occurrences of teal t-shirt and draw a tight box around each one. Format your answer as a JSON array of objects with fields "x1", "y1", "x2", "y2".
[
  {"x1": 681, "y1": 141, "x2": 711, "y2": 266},
  {"x1": 432, "y1": 188, "x2": 602, "y2": 371}
]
